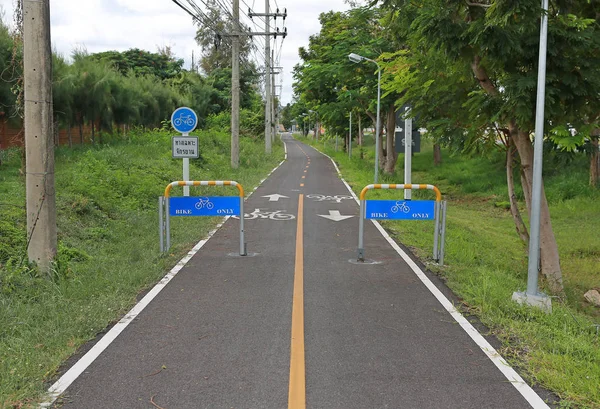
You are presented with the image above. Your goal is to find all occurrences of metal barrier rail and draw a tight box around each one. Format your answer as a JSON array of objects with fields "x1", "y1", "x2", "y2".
[
  {"x1": 159, "y1": 180, "x2": 246, "y2": 255},
  {"x1": 358, "y1": 183, "x2": 446, "y2": 264},
  {"x1": 164, "y1": 180, "x2": 244, "y2": 198},
  {"x1": 359, "y1": 183, "x2": 441, "y2": 201}
]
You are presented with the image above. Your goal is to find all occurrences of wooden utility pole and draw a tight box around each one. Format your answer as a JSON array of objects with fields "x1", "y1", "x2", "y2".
[
  {"x1": 23, "y1": 0, "x2": 57, "y2": 271},
  {"x1": 231, "y1": 0, "x2": 240, "y2": 168}
]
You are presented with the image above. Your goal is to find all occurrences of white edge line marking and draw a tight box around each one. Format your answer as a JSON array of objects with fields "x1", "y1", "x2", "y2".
[
  {"x1": 319, "y1": 149, "x2": 549, "y2": 409},
  {"x1": 40, "y1": 144, "x2": 289, "y2": 408}
]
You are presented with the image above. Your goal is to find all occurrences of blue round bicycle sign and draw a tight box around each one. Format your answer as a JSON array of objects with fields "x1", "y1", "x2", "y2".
[{"x1": 171, "y1": 107, "x2": 198, "y2": 134}]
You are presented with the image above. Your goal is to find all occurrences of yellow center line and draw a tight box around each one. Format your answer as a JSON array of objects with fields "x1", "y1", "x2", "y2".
[
  {"x1": 288, "y1": 194, "x2": 306, "y2": 409},
  {"x1": 302, "y1": 176, "x2": 305, "y2": 179},
  {"x1": 300, "y1": 183, "x2": 304, "y2": 187}
]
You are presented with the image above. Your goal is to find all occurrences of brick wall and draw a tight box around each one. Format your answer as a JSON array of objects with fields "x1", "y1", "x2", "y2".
[{"x1": 0, "y1": 119, "x2": 96, "y2": 150}]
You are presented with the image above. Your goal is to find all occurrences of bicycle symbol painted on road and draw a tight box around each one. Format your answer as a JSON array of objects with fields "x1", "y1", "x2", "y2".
[
  {"x1": 390, "y1": 201, "x2": 410, "y2": 214},
  {"x1": 232, "y1": 208, "x2": 295, "y2": 220},
  {"x1": 194, "y1": 197, "x2": 214, "y2": 210},
  {"x1": 174, "y1": 114, "x2": 195, "y2": 127},
  {"x1": 307, "y1": 194, "x2": 353, "y2": 203}
]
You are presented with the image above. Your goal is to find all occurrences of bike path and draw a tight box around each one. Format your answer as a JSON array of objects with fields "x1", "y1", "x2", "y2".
[
  {"x1": 298, "y1": 141, "x2": 540, "y2": 408},
  {"x1": 48, "y1": 134, "x2": 549, "y2": 408}
]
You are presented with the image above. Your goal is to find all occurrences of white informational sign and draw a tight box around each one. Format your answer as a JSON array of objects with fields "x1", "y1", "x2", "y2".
[{"x1": 172, "y1": 136, "x2": 199, "y2": 159}]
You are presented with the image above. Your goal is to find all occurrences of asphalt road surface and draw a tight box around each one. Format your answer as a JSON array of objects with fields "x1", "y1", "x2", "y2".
[{"x1": 47, "y1": 134, "x2": 551, "y2": 409}]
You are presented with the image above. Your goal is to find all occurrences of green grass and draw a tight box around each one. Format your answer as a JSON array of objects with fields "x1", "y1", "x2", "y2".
[
  {"x1": 0, "y1": 129, "x2": 284, "y2": 408},
  {"x1": 302, "y1": 133, "x2": 600, "y2": 408}
]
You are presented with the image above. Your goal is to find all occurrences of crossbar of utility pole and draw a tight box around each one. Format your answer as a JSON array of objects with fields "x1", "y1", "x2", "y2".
[
  {"x1": 24, "y1": 0, "x2": 57, "y2": 271},
  {"x1": 248, "y1": 31, "x2": 287, "y2": 38},
  {"x1": 248, "y1": 8, "x2": 287, "y2": 18}
]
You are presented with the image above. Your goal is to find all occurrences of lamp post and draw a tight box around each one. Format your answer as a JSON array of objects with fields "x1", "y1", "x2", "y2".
[
  {"x1": 511, "y1": 0, "x2": 552, "y2": 312},
  {"x1": 349, "y1": 52, "x2": 381, "y2": 183}
]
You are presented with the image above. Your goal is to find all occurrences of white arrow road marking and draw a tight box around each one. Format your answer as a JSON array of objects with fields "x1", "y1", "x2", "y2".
[
  {"x1": 262, "y1": 194, "x2": 289, "y2": 202},
  {"x1": 318, "y1": 210, "x2": 354, "y2": 222}
]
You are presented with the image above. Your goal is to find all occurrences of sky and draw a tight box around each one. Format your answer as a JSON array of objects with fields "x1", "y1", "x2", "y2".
[{"x1": 0, "y1": 0, "x2": 351, "y2": 106}]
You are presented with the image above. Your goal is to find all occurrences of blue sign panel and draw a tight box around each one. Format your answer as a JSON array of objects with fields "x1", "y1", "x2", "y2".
[
  {"x1": 171, "y1": 107, "x2": 198, "y2": 134},
  {"x1": 366, "y1": 200, "x2": 435, "y2": 220},
  {"x1": 170, "y1": 196, "x2": 240, "y2": 217}
]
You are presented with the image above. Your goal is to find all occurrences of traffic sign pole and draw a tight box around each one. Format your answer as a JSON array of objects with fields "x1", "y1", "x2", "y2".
[
  {"x1": 182, "y1": 133, "x2": 190, "y2": 196},
  {"x1": 171, "y1": 107, "x2": 199, "y2": 197},
  {"x1": 404, "y1": 110, "x2": 412, "y2": 200}
]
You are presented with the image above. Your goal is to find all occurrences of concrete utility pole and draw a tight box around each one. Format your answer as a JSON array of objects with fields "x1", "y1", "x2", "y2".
[
  {"x1": 248, "y1": 5, "x2": 286, "y2": 153},
  {"x1": 23, "y1": 0, "x2": 57, "y2": 271},
  {"x1": 264, "y1": 0, "x2": 271, "y2": 153},
  {"x1": 231, "y1": 0, "x2": 240, "y2": 168},
  {"x1": 275, "y1": 83, "x2": 283, "y2": 136},
  {"x1": 271, "y1": 49, "x2": 276, "y2": 142}
]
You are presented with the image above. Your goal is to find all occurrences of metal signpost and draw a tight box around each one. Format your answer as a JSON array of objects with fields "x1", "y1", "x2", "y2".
[
  {"x1": 404, "y1": 111, "x2": 413, "y2": 200},
  {"x1": 357, "y1": 183, "x2": 447, "y2": 263},
  {"x1": 394, "y1": 106, "x2": 421, "y2": 200},
  {"x1": 159, "y1": 180, "x2": 246, "y2": 256},
  {"x1": 171, "y1": 107, "x2": 199, "y2": 197},
  {"x1": 395, "y1": 109, "x2": 421, "y2": 155}
]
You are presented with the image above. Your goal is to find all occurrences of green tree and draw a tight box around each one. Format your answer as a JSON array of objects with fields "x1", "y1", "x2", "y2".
[
  {"x1": 0, "y1": 17, "x2": 19, "y2": 124},
  {"x1": 205, "y1": 63, "x2": 261, "y2": 114},
  {"x1": 90, "y1": 48, "x2": 184, "y2": 81},
  {"x1": 293, "y1": 7, "x2": 402, "y2": 172},
  {"x1": 194, "y1": 0, "x2": 253, "y2": 75},
  {"x1": 376, "y1": 0, "x2": 600, "y2": 293}
]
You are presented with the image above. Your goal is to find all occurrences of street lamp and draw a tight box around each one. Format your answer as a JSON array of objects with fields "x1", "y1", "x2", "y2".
[{"x1": 349, "y1": 52, "x2": 381, "y2": 183}]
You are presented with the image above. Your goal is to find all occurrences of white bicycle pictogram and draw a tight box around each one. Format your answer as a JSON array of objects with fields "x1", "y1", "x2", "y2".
[
  {"x1": 174, "y1": 114, "x2": 195, "y2": 127},
  {"x1": 390, "y1": 201, "x2": 410, "y2": 213},
  {"x1": 233, "y1": 208, "x2": 295, "y2": 220},
  {"x1": 307, "y1": 194, "x2": 353, "y2": 203},
  {"x1": 194, "y1": 197, "x2": 214, "y2": 210}
]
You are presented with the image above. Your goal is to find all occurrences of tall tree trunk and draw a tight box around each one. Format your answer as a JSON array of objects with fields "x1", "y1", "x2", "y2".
[
  {"x1": 590, "y1": 130, "x2": 599, "y2": 187},
  {"x1": 91, "y1": 120, "x2": 95, "y2": 145},
  {"x1": 472, "y1": 55, "x2": 562, "y2": 294},
  {"x1": 433, "y1": 143, "x2": 442, "y2": 166},
  {"x1": 510, "y1": 123, "x2": 563, "y2": 294},
  {"x1": 506, "y1": 139, "x2": 529, "y2": 245},
  {"x1": 78, "y1": 119, "x2": 83, "y2": 144},
  {"x1": 384, "y1": 105, "x2": 398, "y2": 174}
]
